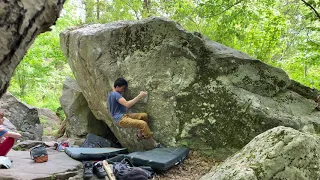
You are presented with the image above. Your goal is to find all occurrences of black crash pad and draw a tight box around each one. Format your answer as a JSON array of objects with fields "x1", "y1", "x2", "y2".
[
  {"x1": 107, "y1": 147, "x2": 189, "y2": 171},
  {"x1": 81, "y1": 133, "x2": 121, "y2": 148},
  {"x1": 65, "y1": 147, "x2": 127, "y2": 161},
  {"x1": 81, "y1": 133, "x2": 112, "y2": 148}
]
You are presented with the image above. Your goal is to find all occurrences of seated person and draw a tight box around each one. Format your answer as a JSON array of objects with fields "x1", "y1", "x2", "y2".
[{"x1": 0, "y1": 111, "x2": 21, "y2": 156}]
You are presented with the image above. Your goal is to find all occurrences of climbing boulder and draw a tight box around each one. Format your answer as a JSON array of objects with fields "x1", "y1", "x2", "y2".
[{"x1": 60, "y1": 17, "x2": 320, "y2": 155}]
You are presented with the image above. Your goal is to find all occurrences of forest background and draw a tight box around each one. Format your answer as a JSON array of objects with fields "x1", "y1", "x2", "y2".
[{"x1": 8, "y1": 0, "x2": 320, "y2": 117}]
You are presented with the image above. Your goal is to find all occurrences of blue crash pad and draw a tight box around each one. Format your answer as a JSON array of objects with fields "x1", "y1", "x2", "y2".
[{"x1": 65, "y1": 147, "x2": 127, "y2": 161}]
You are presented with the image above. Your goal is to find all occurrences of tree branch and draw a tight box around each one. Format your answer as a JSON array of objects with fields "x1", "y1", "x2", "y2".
[
  {"x1": 210, "y1": 0, "x2": 244, "y2": 17},
  {"x1": 301, "y1": 0, "x2": 320, "y2": 20}
]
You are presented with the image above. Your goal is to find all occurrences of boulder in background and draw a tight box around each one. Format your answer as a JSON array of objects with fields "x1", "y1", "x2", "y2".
[
  {"x1": 59, "y1": 77, "x2": 117, "y2": 143},
  {"x1": 201, "y1": 126, "x2": 320, "y2": 180},
  {"x1": 0, "y1": 92, "x2": 43, "y2": 140}
]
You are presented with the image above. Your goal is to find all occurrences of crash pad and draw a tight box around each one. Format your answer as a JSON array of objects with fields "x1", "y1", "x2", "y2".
[
  {"x1": 81, "y1": 133, "x2": 120, "y2": 148},
  {"x1": 107, "y1": 147, "x2": 189, "y2": 171},
  {"x1": 65, "y1": 147, "x2": 127, "y2": 161}
]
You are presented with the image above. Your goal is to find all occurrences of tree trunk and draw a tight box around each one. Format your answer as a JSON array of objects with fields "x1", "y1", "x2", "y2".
[
  {"x1": 0, "y1": 0, "x2": 66, "y2": 98},
  {"x1": 143, "y1": 0, "x2": 150, "y2": 12},
  {"x1": 97, "y1": 0, "x2": 100, "y2": 20},
  {"x1": 304, "y1": 64, "x2": 307, "y2": 78},
  {"x1": 84, "y1": 0, "x2": 94, "y2": 23},
  {"x1": 55, "y1": 119, "x2": 66, "y2": 139}
]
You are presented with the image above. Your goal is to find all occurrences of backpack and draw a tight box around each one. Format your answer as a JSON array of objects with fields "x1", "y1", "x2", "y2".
[
  {"x1": 30, "y1": 145, "x2": 48, "y2": 163},
  {"x1": 113, "y1": 158, "x2": 149, "y2": 180}
]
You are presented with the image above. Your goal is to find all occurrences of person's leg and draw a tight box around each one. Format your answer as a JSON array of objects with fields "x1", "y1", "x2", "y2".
[
  {"x1": 126, "y1": 113, "x2": 148, "y2": 137},
  {"x1": 0, "y1": 137, "x2": 15, "y2": 156},
  {"x1": 126, "y1": 113, "x2": 148, "y2": 121},
  {"x1": 118, "y1": 114, "x2": 161, "y2": 147},
  {"x1": 118, "y1": 115, "x2": 153, "y2": 138}
]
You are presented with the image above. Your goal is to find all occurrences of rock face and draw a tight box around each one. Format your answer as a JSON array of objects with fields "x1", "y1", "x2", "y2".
[
  {"x1": 0, "y1": 149, "x2": 81, "y2": 180},
  {"x1": 0, "y1": 92, "x2": 43, "y2": 140},
  {"x1": 38, "y1": 108, "x2": 61, "y2": 122},
  {"x1": 0, "y1": 0, "x2": 66, "y2": 98},
  {"x1": 38, "y1": 108, "x2": 61, "y2": 136},
  {"x1": 201, "y1": 126, "x2": 320, "y2": 180},
  {"x1": 60, "y1": 77, "x2": 116, "y2": 140},
  {"x1": 60, "y1": 17, "x2": 320, "y2": 154}
]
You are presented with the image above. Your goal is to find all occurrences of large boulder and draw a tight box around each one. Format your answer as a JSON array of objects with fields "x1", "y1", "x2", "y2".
[
  {"x1": 0, "y1": 0, "x2": 65, "y2": 98},
  {"x1": 201, "y1": 126, "x2": 320, "y2": 179},
  {"x1": 38, "y1": 108, "x2": 61, "y2": 122},
  {"x1": 60, "y1": 77, "x2": 116, "y2": 141},
  {"x1": 37, "y1": 108, "x2": 61, "y2": 136},
  {"x1": 0, "y1": 92, "x2": 43, "y2": 140},
  {"x1": 60, "y1": 17, "x2": 320, "y2": 154}
]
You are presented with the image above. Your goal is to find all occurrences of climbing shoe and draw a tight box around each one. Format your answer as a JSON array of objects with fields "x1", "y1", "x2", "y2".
[
  {"x1": 93, "y1": 161, "x2": 107, "y2": 178},
  {"x1": 83, "y1": 161, "x2": 94, "y2": 179},
  {"x1": 155, "y1": 143, "x2": 164, "y2": 148},
  {"x1": 136, "y1": 131, "x2": 146, "y2": 141}
]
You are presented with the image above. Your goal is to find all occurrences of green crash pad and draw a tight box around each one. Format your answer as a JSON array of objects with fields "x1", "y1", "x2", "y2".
[
  {"x1": 65, "y1": 147, "x2": 127, "y2": 161},
  {"x1": 107, "y1": 147, "x2": 189, "y2": 171}
]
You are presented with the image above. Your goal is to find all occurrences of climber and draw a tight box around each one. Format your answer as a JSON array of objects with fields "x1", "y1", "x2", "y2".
[{"x1": 107, "y1": 78, "x2": 163, "y2": 148}]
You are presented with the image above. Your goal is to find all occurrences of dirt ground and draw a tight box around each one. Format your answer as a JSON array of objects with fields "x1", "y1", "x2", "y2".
[{"x1": 154, "y1": 151, "x2": 219, "y2": 180}]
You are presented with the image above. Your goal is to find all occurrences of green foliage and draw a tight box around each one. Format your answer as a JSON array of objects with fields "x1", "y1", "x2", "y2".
[
  {"x1": 173, "y1": 0, "x2": 320, "y2": 90},
  {"x1": 8, "y1": 0, "x2": 76, "y2": 112},
  {"x1": 8, "y1": 0, "x2": 320, "y2": 115},
  {"x1": 56, "y1": 107, "x2": 66, "y2": 121},
  {"x1": 80, "y1": 0, "x2": 320, "y2": 89}
]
